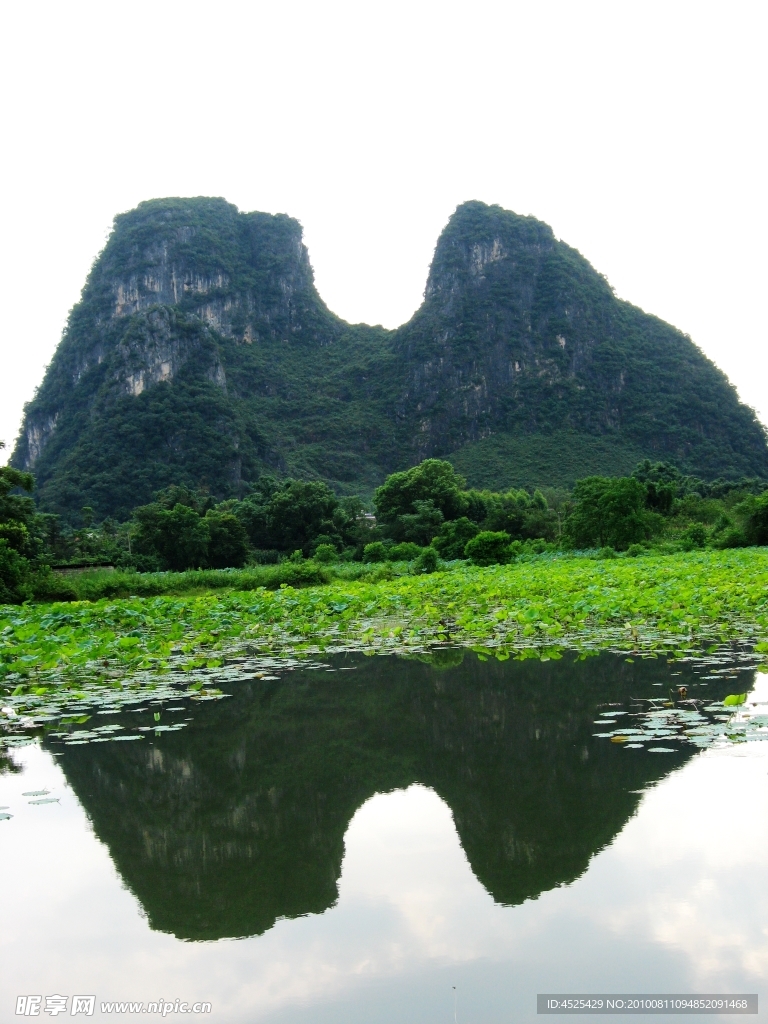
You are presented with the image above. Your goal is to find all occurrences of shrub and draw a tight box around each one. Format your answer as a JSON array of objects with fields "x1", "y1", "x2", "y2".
[
  {"x1": 363, "y1": 541, "x2": 387, "y2": 563},
  {"x1": 313, "y1": 543, "x2": 338, "y2": 563},
  {"x1": 0, "y1": 539, "x2": 33, "y2": 604},
  {"x1": 599, "y1": 546, "x2": 617, "y2": 559},
  {"x1": 626, "y1": 543, "x2": 645, "y2": 557},
  {"x1": 464, "y1": 531, "x2": 512, "y2": 566},
  {"x1": 412, "y1": 546, "x2": 440, "y2": 574},
  {"x1": 388, "y1": 542, "x2": 422, "y2": 561},
  {"x1": 432, "y1": 517, "x2": 479, "y2": 559},
  {"x1": 713, "y1": 527, "x2": 748, "y2": 549},
  {"x1": 736, "y1": 491, "x2": 768, "y2": 545},
  {"x1": 680, "y1": 523, "x2": 707, "y2": 551}
]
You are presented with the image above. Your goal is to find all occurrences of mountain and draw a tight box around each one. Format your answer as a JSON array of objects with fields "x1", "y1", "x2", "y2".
[
  {"x1": 53, "y1": 650, "x2": 705, "y2": 941},
  {"x1": 13, "y1": 197, "x2": 768, "y2": 520}
]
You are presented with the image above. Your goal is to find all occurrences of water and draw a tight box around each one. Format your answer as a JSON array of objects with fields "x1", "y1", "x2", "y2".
[{"x1": 1, "y1": 651, "x2": 766, "y2": 1021}]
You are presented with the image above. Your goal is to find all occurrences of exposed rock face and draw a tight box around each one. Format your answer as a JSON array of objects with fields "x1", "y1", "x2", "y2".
[{"x1": 13, "y1": 197, "x2": 768, "y2": 519}]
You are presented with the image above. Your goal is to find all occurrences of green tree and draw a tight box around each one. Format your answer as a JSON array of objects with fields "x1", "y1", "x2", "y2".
[
  {"x1": 313, "y1": 543, "x2": 338, "y2": 563},
  {"x1": 204, "y1": 509, "x2": 249, "y2": 568},
  {"x1": 374, "y1": 460, "x2": 468, "y2": 526},
  {"x1": 265, "y1": 480, "x2": 340, "y2": 554},
  {"x1": 0, "y1": 442, "x2": 37, "y2": 601},
  {"x1": 433, "y1": 517, "x2": 479, "y2": 559},
  {"x1": 565, "y1": 477, "x2": 660, "y2": 551},
  {"x1": 134, "y1": 502, "x2": 210, "y2": 571},
  {"x1": 0, "y1": 540, "x2": 32, "y2": 603},
  {"x1": 735, "y1": 490, "x2": 768, "y2": 546},
  {"x1": 480, "y1": 488, "x2": 555, "y2": 541},
  {"x1": 389, "y1": 498, "x2": 445, "y2": 545}
]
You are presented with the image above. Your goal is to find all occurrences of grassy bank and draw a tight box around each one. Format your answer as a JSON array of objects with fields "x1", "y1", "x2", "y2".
[
  {"x1": 30, "y1": 560, "x2": 412, "y2": 603},
  {"x1": 3, "y1": 549, "x2": 768, "y2": 697}
]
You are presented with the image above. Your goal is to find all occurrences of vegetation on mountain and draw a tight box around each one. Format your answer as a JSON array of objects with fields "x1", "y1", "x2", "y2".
[{"x1": 12, "y1": 198, "x2": 768, "y2": 522}]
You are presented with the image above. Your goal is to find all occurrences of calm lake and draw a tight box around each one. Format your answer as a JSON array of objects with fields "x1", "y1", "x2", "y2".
[{"x1": 1, "y1": 651, "x2": 766, "y2": 1022}]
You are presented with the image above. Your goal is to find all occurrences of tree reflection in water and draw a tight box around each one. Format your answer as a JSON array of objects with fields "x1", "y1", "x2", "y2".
[{"x1": 54, "y1": 651, "x2": 751, "y2": 941}]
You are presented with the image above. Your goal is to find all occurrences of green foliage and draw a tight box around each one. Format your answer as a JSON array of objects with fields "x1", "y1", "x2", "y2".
[
  {"x1": 14, "y1": 199, "x2": 768, "y2": 525},
  {"x1": 204, "y1": 510, "x2": 249, "y2": 569},
  {"x1": 7, "y1": 550, "x2": 768, "y2": 707},
  {"x1": 565, "y1": 476, "x2": 661, "y2": 551},
  {"x1": 412, "y1": 546, "x2": 440, "y2": 574},
  {"x1": 477, "y1": 487, "x2": 556, "y2": 542},
  {"x1": 464, "y1": 531, "x2": 512, "y2": 566},
  {"x1": 134, "y1": 503, "x2": 210, "y2": 571},
  {"x1": 0, "y1": 445, "x2": 40, "y2": 601},
  {"x1": 388, "y1": 499, "x2": 444, "y2": 545},
  {"x1": 374, "y1": 460, "x2": 467, "y2": 531},
  {"x1": 736, "y1": 491, "x2": 768, "y2": 546},
  {"x1": 0, "y1": 540, "x2": 32, "y2": 604},
  {"x1": 313, "y1": 543, "x2": 338, "y2": 564},
  {"x1": 449, "y1": 432, "x2": 647, "y2": 491},
  {"x1": 363, "y1": 542, "x2": 387, "y2": 563},
  {"x1": 234, "y1": 479, "x2": 364, "y2": 556},
  {"x1": 680, "y1": 523, "x2": 708, "y2": 551},
  {"x1": 432, "y1": 517, "x2": 479, "y2": 560},
  {"x1": 387, "y1": 542, "x2": 422, "y2": 561}
]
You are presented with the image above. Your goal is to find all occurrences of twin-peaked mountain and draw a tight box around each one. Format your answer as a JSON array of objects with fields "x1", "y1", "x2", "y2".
[{"x1": 14, "y1": 197, "x2": 768, "y2": 520}]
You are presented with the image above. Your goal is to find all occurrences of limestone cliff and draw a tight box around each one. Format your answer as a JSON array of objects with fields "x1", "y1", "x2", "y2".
[{"x1": 13, "y1": 197, "x2": 768, "y2": 519}]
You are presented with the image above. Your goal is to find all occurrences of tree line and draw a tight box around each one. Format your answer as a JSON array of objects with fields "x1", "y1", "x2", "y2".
[{"x1": 2, "y1": 443, "x2": 768, "y2": 603}]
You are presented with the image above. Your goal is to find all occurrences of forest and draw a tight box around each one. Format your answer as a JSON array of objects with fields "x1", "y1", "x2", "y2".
[{"x1": 2, "y1": 444, "x2": 768, "y2": 605}]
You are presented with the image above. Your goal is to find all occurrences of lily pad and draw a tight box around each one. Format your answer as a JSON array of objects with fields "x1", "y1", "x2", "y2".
[
  {"x1": 648, "y1": 746, "x2": 676, "y2": 753},
  {"x1": 29, "y1": 797, "x2": 59, "y2": 804},
  {"x1": 0, "y1": 812, "x2": 12, "y2": 821},
  {"x1": 22, "y1": 790, "x2": 49, "y2": 797}
]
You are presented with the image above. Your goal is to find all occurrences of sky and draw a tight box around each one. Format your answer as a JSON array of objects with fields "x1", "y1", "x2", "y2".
[{"x1": 0, "y1": 0, "x2": 766, "y2": 463}]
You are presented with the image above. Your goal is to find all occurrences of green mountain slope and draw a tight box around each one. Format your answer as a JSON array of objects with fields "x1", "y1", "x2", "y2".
[{"x1": 13, "y1": 197, "x2": 768, "y2": 519}]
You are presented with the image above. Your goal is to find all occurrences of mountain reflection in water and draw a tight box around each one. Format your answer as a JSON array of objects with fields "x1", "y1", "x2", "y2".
[{"x1": 52, "y1": 651, "x2": 751, "y2": 942}]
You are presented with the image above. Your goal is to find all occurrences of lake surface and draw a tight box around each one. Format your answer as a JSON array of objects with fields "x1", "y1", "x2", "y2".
[{"x1": 1, "y1": 650, "x2": 766, "y2": 1022}]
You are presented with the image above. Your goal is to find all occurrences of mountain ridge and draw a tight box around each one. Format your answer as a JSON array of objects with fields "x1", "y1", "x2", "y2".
[{"x1": 13, "y1": 197, "x2": 768, "y2": 520}]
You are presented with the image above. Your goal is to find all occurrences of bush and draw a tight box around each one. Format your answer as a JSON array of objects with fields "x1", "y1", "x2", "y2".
[
  {"x1": 626, "y1": 543, "x2": 645, "y2": 557},
  {"x1": 432, "y1": 517, "x2": 479, "y2": 559},
  {"x1": 313, "y1": 543, "x2": 338, "y2": 563},
  {"x1": 680, "y1": 523, "x2": 707, "y2": 551},
  {"x1": 598, "y1": 546, "x2": 617, "y2": 559},
  {"x1": 736, "y1": 491, "x2": 768, "y2": 545},
  {"x1": 713, "y1": 527, "x2": 748, "y2": 549},
  {"x1": 464, "y1": 531, "x2": 512, "y2": 566},
  {"x1": 412, "y1": 546, "x2": 440, "y2": 574},
  {"x1": 388, "y1": 542, "x2": 422, "y2": 561},
  {"x1": 363, "y1": 541, "x2": 387, "y2": 563},
  {"x1": 0, "y1": 539, "x2": 33, "y2": 604}
]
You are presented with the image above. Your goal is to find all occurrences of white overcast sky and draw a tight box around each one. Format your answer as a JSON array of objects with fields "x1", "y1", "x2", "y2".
[{"x1": 0, "y1": 0, "x2": 766, "y2": 463}]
